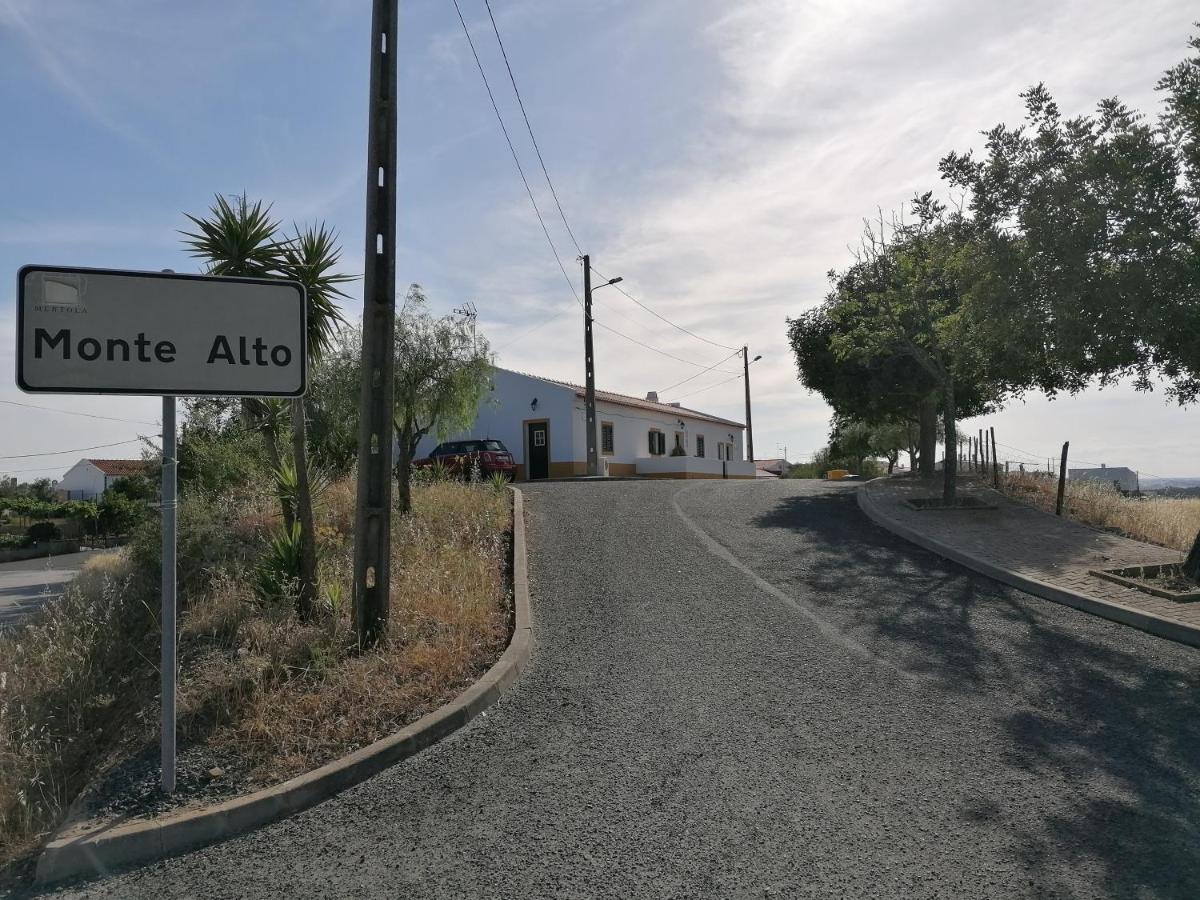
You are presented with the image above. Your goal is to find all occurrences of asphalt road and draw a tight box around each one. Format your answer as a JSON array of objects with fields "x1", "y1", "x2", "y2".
[
  {"x1": 37, "y1": 480, "x2": 1200, "y2": 899},
  {"x1": 0, "y1": 550, "x2": 111, "y2": 632}
]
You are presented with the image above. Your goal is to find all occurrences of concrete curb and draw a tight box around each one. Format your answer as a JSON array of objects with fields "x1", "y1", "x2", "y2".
[
  {"x1": 856, "y1": 483, "x2": 1200, "y2": 651},
  {"x1": 35, "y1": 487, "x2": 535, "y2": 887}
]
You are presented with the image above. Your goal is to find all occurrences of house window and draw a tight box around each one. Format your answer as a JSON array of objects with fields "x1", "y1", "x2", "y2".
[
  {"x1": 696, "y1": 435, "x2": 705, "y2": 458},
  {"x1": 673, "y1": 432, "x2": 686, "y2": 455},
  {"x1": 601, "y1": 422, "x2": 614, "y2": 455},
  {"x1": 648, "y1": 429, "x2": 666, "y2": 456},
  {"x1": 717, "y1": 443, "x2": 725, "y2": 461},
  {"x1": 533, "y1": 430, "x2": 546, "y2": 447}
]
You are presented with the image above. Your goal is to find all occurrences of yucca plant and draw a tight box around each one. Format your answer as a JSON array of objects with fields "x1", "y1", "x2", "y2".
[
  {"x1": 253, "y1": 522, "x2": 303, "y2": 608},
  {"x1": 182, "y1": 196, "x2": 352, "y2": 620}
]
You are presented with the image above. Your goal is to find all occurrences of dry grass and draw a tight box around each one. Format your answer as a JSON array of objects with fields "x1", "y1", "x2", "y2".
[
  {"x1": 0, "y1": 477, "x2": 511, "y2": 863},
  {"x1": 1001, "y1": 472, "x2": 1200, "y2": 553},
  {"x1": 209, "y1": 480, "x2": 511, "y2": 780},
  {"x1": 0, "y1": 552, "x2": 156, "y2": 860}
]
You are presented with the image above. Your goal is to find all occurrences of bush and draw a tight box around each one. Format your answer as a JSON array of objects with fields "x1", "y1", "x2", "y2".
[{"x1": 24, "y1": 521, "x2": 62, "y2": 544}]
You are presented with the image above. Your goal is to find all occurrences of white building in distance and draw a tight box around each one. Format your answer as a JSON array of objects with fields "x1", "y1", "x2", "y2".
[
  {"x1": 415, "y1": 368, "x2": 757, "y2": 481},
  {"x1": 57, "y1": 458, "x2": 150, "y2": 500}
]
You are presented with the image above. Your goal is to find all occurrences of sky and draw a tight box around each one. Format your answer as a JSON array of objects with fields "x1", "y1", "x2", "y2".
[{"x1": 1, "y1": 0, "x2": 1197, "y2": 482}]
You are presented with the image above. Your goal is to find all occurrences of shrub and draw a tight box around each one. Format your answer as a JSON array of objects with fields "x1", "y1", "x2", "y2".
[{"x1": 24, "y1": 521, "x2": 62, "y2": 544}]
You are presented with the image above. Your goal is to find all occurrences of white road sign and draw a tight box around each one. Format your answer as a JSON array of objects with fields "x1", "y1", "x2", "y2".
[{"x1": 17, "y1": 265, "x2": 307, "y2": 396}]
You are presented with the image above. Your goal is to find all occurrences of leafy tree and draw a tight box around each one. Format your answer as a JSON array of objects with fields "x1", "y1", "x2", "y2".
[
  {"x1": 941, "y1": 26, "x2": 1200, "y2": 572},
  {"x1": 789, "y1": 304, "x2": 940, "y2": 474},
  {"x1": 108, "y1": 475, "x2": 156, "y2": 503},
  {"x1": 30, "y1": 478, "x2": 56, "y2": 502},
  {"x1": 182, "y1": 194, "x2": 351, "y2": 617},
  {"x1": 393, "y1": 285, "x2": 493, "y2": 513},
  {"x1": 97, "y1": 492, "x2": 145, "y2": 536},
  {"x1": 304, "y1": 324, "x2": 364, "y2": 476}
]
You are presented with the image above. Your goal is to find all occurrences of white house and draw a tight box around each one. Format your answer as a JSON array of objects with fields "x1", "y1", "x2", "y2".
[
  {"x1": 1069, "y1": 464, "x2": 1139, "y2": 494},
  {"x1": 57, "y1": 458, "x2": 150, "y2": 500},
  {"x1": 415, "y1": 368, "x2": 757, "y2": 481}
]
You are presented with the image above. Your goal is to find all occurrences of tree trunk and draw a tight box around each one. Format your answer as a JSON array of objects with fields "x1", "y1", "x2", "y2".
[
  {"x1": 942, "y1": 376, "x2": 957, "y2": 504},
  {"x1": 887, "y1": 451, "x2": 897, "y2": 475},
  {"x1": 918, "y1": 394, "x2": 937, "y2": 477},
  {"x1": 1185, "y1": 529, "x2": 1200, "y2": 582},
  {"x1": 396, "y1": 418, "x2": 414, "y2": 515},
  {"x1": 290, "y1": 397, "x2": 318, "y2": 620}
]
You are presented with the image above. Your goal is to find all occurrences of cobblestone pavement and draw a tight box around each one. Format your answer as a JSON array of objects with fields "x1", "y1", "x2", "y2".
[{"x1": 864, "y1": 477, "x2": 1197, "y2": 627}]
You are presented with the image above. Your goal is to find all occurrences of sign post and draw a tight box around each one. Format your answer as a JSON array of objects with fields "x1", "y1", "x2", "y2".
[
  {"x1": 161, "y1": 395, "x2": 177, "y2": 793},
  {"x1": 16, "y1": 265, "x2": 306, "y2": 793}
]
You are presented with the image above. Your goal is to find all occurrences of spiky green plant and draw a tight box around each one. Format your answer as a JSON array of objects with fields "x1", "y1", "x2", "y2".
[{"x1": 181, "y1": 197, "x2": 355, "y2": 621}]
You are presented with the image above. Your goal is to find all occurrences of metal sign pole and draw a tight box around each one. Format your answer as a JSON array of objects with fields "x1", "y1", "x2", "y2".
[{"x1": 161, "y1": 395, "x2": 177, "y2": 793}]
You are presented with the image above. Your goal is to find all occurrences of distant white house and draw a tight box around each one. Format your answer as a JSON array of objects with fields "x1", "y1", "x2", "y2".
[
  {"x1": 1068, "y1": 464, "x2": 1139, "y2": 493},
  {"x1": 414, "y1": 368, "x2": 757, "y2": 481},
  {"x1": 57, "y1": 458, "x2": 151, "y2": 500},
  {"x1": 754, "y1": 458, "x2": 789, "y2": 478}
]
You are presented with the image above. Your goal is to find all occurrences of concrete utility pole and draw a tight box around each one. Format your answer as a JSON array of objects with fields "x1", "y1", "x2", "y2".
[
  {"x1": 353, "y1": 0, "x2": 399, "y2": 647},
  {"x1": 582, "y1": 255, "x2": 599, "y2": 477},
  {"x1": 743, "y1": 346, "x2": 756, "y2": 462}
]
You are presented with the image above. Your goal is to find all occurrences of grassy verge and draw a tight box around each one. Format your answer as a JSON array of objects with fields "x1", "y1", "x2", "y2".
[
  {"x1": 1000, "y1": 472, "x2": 1200, "y2": 554},
  {"x1": 0, "y1": 478, "x2": 511, "y2": 867}
]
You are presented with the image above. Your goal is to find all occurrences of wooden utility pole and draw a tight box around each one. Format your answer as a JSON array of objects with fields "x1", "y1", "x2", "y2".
[
  {"x1": 743, "y1": 347, "x2": 755, "y2": 462},
  {"x1": 1056, "y1": 441, "x2": 1070, "y2": 516},
  {"x1": 352, "y1": 0, "x2": 398, "y2": 647},
  {"x1": 582, "y1": 255, "x2": 599, "y2": 477}
]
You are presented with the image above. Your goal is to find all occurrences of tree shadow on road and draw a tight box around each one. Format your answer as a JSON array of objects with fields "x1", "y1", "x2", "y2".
[{"x1": 747, "y1": 488, "x2": 1200, "y2": 899}]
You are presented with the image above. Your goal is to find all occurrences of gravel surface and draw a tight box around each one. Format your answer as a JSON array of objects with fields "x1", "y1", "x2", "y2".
[{"x1": 26, "y1": 480, "x2": 1200, "y2": 899}]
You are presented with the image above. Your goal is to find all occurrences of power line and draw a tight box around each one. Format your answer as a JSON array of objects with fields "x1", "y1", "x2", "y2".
[
  {"x1": 671, "y1": 372, "x2": 745, "y2": 403},
  {"x1": 591, "y1": 319, "x2": 741, "y2": 372},
  {"x1": 482, "y1": 0, "x2": 582, "y2": 257},
  {"x1": 494, "y1": 305, "x2": 574, "y2": 353},
  {"x1": 456, "y1": 1, "x2": 739, "y2": 379},
  {"x1": 658, "y1": 348, "x2": 744, "y2": 395},
  {"x1": 0, "y1": 398, "x2": 159, "y2": 426},
  {"x1": 590, "y1": 265, "x2": 741, "y2": 352},
  {"x1": 0, "y1": 438, "x2": 154, "y2": 461},
  {"x1": 451, "y1": 0, "x2": 579, "y2": 304}
]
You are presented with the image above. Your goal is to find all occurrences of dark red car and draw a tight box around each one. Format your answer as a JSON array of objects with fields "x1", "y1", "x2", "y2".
[{"x1": 413, "y1": 439, "x2": 515, "y2": 479}]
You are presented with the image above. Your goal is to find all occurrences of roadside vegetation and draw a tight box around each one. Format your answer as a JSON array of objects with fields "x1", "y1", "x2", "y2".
[
  {"x1": 0, "y1": 458, "x2": 511, "y2": 868},
  {"x1": 789, "y1": 25, "x2": 1200, "y2": 577},
  {"x1": 0, "y1": 198, "x2": 508, "y2": 869},
  {"x1": 1000, "y1": 472, "x2": 1200, "y2": 555}
]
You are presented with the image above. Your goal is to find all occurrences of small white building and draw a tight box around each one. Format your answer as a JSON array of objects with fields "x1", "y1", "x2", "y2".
[
  {"x1": 57, "y1": 458, "x2": 150, "y2": 500},
  {"x1": 1069, "y1": 464, "x2": 1139, "y2": 493},
  {"x1": 415, "y1": 368, "x2": 757, "y2": 481}
]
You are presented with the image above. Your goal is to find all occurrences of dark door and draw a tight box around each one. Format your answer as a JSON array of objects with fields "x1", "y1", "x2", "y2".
[{"x1": 526, "y1": 421, "x2": 549, "y2": 480}]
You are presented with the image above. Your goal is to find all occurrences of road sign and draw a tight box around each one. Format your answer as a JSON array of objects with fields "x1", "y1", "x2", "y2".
[
  {"x1": 16, "y1": 265, "x2": 307, "y2": 397},
  {"x1": 15, "y1": 263, "x2": 308, "y2": 796}
]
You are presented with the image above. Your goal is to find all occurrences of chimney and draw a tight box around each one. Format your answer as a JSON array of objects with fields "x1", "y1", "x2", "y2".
[
  {"x1": 645, "y1": 391, "x2": 659, "y2": 403},
  {"x1": 1101, "y1": 463, "x2": 1106, "y2": 469}
]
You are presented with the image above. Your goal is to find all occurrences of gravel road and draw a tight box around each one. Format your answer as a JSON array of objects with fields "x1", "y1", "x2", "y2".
[
  {"x1": 33, "y1": 480, "x2": 1200, "y2": 899},
  {"x1": 0, "y1": 550, "x2": 113, "y2": 632}
]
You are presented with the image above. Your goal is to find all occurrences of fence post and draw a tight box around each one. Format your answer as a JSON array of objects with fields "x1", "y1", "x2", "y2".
[
  {"x1": 1056, "y1": 441, "x2": 1069, "y2": 516},
  {"x1": 990, "y1": 427, "x2": 999, "y2": 489}
]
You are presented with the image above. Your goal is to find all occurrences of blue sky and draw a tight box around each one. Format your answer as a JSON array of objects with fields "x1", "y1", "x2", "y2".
[{"x1": 1, "y1": 0, "x2": 1198, "y2": 480}]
